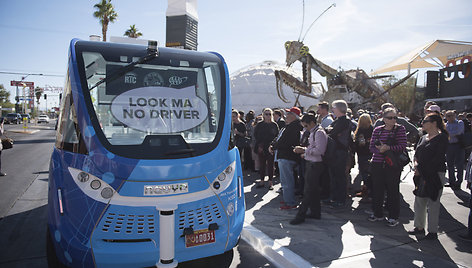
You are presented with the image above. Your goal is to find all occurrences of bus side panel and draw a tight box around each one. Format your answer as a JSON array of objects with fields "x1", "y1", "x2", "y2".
[
  {"x1": 225, "y1": 147, "x2": 245, "y2": 251},
  {"x1": 48, "y1": 149, "x2": 96, "y2": 267}
]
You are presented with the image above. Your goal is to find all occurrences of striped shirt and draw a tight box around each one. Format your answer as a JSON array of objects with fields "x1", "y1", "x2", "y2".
[{"x1": 369, "y1": 124, "x2": 407, "y2": 163}]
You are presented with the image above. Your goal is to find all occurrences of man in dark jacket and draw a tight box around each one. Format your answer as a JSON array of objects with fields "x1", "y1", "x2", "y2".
[
  {"x1": 271, "y1": 107, "x2": 303, "y2": 210},
  {"x1": 326, "y1": 100, "x2": 352, "y2": 208}
]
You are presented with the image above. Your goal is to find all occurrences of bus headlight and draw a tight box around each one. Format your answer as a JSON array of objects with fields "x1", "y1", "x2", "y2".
[
  {"x1": 217, "y1": 173, "x2": 226, "y2": 181},
  {"x1": 101, "y1": 187, "x2": 114, "y2": 199},
  {"x1": 78, "y1": 172, "x2": 89, "y2": 182},
  {"x1": 90, "y1": 180, "x2": 101, "y2": 190},
  {"x1": 69, "y1": 168, "x2": 116, "y2": 203},
  {"x1": 211, "y1": 161, "x2": 236, "y2": 193}
]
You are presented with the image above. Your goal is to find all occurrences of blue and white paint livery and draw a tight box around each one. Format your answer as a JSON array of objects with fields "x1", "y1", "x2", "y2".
[{"x1": 47, "y1": 39, "x2": 245, "y2": 268}]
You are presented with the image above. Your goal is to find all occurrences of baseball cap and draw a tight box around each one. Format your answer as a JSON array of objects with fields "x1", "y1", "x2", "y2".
[
  {"x1": 427, "y1": 104, "x2": 441, "y2": 113},
  {"x1": 285, "y1": 107, "x2": 301, "y2": 117}
]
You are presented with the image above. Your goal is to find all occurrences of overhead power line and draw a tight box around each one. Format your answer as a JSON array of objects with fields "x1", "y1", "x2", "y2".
[{"x1": 0, "y1": 71, "x2": 64, "y2": 77}]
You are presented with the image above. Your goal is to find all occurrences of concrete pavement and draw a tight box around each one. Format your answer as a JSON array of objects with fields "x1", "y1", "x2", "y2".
[{"x1": 241, "y1": 166, "x2": 472, "y2": 268}]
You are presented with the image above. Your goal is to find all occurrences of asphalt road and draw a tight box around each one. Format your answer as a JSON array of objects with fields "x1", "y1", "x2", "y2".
[{"x1": 0, "y1": 121, "x2": 273, "y2": 268}]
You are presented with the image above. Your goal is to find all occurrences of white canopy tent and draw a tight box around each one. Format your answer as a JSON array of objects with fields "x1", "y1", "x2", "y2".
[{"x1": 371, "y1": 40, "x2": 472, "y2": 75}]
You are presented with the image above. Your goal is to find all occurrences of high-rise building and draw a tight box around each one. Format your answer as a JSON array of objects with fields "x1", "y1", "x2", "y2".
[{"x1": 166, "y1": 0, "x2": 198, "y2": 51}]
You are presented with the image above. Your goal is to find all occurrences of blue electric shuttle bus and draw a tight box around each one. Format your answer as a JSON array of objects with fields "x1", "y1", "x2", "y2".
[{"x1": 47, "y1": 39, "x2": 245, "y2": 267}]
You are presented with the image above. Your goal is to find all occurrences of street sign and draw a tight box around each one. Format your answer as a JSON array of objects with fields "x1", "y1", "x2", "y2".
[
  {"x1": 19, "y1": 98, "x2": 33, "y2": 101},
  {"x1": 11, "y1": 81, "x2": 34, "y2": 89}
]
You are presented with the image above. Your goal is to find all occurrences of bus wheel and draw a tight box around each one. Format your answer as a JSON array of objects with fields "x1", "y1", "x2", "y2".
[{"x1": 46, "y1": 226, "x2": 68, "y2": 268}]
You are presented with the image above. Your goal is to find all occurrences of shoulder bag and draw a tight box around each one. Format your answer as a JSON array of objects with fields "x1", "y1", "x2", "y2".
[
  {"x1": 383, "y1": 126, "x2": 410, "y2": 169},
  {"x1": 1, "y1": 134, "x2": 13, "y2": 150}
]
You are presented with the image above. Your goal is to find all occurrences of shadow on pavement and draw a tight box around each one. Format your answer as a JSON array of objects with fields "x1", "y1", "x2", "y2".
[
  {"x1": 0, "y1": 205, "x2": 48, "y2": 268},
  {"x1": 13, "y1": 139, "x2": 56, "y2": 144}
]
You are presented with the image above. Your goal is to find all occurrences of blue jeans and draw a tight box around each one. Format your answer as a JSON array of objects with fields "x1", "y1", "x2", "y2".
[
  {"x1": 446, "y1": 143, "x2": 465, "y2": 185},
  {"x1": 278, "y1": 159, "x2": 298, "y2": 206}
]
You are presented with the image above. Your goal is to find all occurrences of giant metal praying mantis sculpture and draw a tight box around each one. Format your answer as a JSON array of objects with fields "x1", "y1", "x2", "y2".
[{"x1": 275, "y1": 3, "x2": 416, "y2": 109}]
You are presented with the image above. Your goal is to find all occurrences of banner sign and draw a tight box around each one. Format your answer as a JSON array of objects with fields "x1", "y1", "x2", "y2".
[
  {"x1": 111, "y1": 86, "x2": 208, "y2": 133},
  {"x1": 11, "y1": 81, "x2": 34, "y2": 89}
]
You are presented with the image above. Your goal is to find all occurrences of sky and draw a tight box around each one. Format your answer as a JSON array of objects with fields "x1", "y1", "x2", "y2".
[{"x1": 1, "y1": 0, "x2": 471, "y2": 111}]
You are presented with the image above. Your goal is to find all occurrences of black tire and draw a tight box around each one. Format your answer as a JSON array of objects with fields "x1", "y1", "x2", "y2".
[{"x1": 46, "y1": 226, "x2": 68, "y2": 268}]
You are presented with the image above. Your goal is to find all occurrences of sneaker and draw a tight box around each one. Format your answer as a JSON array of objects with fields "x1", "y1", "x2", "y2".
[
  {"x1": 279, "y1": 205, "x2": 297, "y2": 210},
  {"x1": 407, "y1": 227, "x2": 425, "y2": 235},
  {"x1": 368, "y1": 215, "x2": 384, "y2": 222},
  {"x1": 457, "y1": 233, "x2": 472, "y2": 242},
  {"x1": 0, "y1": 172, "x2": 6, "y2": 176},
  {"x1": 423, "y1": 232, "x2": 438, "y2": 240},
  {"x1": 386, "y1": 218, "x2": 399, "y2": 227},
  {"x1": 289, "y1": 217, "x2": 305, "y2": 225}
]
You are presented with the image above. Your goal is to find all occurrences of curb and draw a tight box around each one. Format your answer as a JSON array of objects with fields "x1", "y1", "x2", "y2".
[
  {"x1": 241, "y1": 223, "x2": 313, "y2": 268},
  {"x1": 7, "y1": 129, "x2": 40, "y2": 134}
]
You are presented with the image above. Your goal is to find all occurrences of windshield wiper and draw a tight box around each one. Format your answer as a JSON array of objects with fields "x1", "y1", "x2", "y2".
[{"x1": 89, "y1": 50, "x2": 159, "y2": 91}]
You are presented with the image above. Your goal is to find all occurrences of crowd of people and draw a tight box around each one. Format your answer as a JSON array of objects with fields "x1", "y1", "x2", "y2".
[{"x1": 232, "y1": 100, "x2": 472, "y2": 241}]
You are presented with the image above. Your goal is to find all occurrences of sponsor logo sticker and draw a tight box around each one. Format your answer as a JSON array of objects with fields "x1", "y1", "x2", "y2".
[{"x1": 143, "y1": 183, "x2": 189, "y2": 196}]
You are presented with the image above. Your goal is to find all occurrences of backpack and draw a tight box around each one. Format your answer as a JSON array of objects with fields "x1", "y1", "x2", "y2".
[{"x1": 322, "y1": 135, "x2": 337, "y2": 167}]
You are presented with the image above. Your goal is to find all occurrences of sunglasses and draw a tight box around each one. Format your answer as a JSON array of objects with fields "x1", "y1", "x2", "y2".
[
  {"x1": 264, "y1": 113, "x2": 271, "y2": 116},
  {"x1": 384, "y1": 116, "x2": 398, "y2": 120}
]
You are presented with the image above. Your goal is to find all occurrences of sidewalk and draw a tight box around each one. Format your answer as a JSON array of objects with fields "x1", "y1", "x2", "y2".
[{"x1": 241, "y1": 167, "x2": 472, "y2": 268}]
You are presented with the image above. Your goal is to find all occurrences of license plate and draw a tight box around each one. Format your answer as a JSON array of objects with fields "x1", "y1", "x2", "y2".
[{"x1": 185, "y1": 229, "x2": 215, "y2": 248}]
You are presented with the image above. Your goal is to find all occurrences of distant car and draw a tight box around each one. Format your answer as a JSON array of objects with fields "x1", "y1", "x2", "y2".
[
  {"x1": 21, "y1": 114, "x2": 31, "y2": 123},
  {"x1": 5, "y1": 113, "x2": 22, "y2": 124},
  {"x1": 37, "y1": 114, "x2": 50, "y2": 124}
]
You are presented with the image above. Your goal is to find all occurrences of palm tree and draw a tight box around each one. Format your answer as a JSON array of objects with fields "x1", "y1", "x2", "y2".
[
  {"x1": 93, "y1": 0, "x2": 118, "y2": 42},
  {"x1": 124, "y1": 24, "x2": 143, "y2": 38}
]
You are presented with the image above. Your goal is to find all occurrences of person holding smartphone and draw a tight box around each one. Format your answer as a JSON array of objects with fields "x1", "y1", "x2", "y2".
[{"x1": 368, "y1": 108, "x2": 407, "y2": 227}]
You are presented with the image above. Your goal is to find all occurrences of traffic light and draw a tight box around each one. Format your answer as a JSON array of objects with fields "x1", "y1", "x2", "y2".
[{"x1": 44, "y1": 94, "x2": 47, "y2": 100}]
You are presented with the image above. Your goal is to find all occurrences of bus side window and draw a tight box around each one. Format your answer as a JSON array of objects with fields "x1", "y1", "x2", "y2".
[{"x1": 55, "y1": 75, "x2": 88, "y2": 154}]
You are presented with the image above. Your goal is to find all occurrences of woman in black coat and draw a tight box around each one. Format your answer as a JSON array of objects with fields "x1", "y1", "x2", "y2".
[{"x1": 408, "y1": 113, "x2": 449, "y2": 240}]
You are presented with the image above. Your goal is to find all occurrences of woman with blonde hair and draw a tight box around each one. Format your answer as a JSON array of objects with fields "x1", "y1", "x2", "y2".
[
  {"x1": 253, "y1": 108, "x2": 279, "y2": 189},
  {"x1": 353, "y1": 113, "x2": 373, "y2": 198}
]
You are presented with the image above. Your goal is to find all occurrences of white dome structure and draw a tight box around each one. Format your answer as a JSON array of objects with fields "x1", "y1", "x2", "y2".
[{"x1": 230, "y1": 61, "x2": 323, "y2": 114}]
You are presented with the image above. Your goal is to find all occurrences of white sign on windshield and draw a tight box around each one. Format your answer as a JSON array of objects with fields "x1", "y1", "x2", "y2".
[{"x1": 111, "y1": 86, "x2": 208, "y2": 133}]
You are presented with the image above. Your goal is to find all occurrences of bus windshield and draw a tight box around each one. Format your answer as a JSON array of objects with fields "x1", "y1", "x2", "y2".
[{"x1": 75, "y1": 42, "x2": 225, "y2": 159}]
